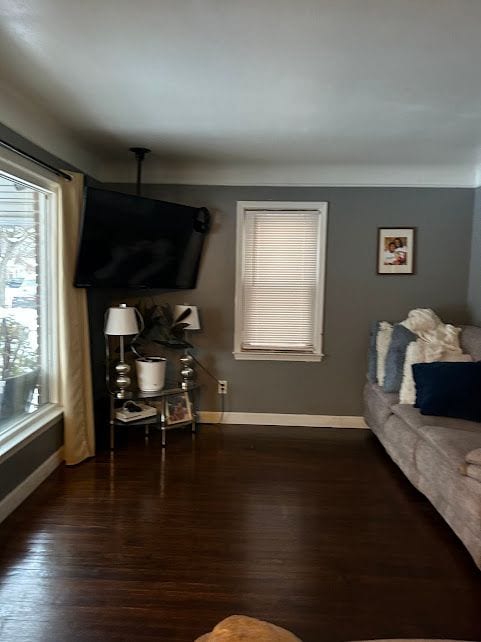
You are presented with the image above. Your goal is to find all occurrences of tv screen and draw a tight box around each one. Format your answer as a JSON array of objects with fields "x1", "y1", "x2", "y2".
[{"x1": 74, "y1": 187, "x2": 210, "y2": 289}]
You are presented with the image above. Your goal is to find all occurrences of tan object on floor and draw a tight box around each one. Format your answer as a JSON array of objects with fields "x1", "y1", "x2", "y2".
[{"x1": 195, "y1": 615, "x2": 301, "y2": 641}]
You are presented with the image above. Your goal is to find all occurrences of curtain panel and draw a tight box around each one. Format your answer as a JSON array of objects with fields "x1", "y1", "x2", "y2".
[{"x1": 59, "y1": 172, "x2": 95, "y2": 465}]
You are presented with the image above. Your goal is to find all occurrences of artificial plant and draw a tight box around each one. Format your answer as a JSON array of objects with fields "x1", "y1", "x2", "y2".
[{"x1": 131, "y1": 301, "x2": 192, "y2": 358}]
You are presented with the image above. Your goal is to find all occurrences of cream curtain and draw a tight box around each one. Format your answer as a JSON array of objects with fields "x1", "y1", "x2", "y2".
[{"x1": 58, "y1": 172, "x2": 95, "y2": 465}]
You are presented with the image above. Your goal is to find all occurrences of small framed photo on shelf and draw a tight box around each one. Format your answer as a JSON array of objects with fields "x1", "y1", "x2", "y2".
[
  {"x1": 377, "y1": 227, "x2": 415, "y2": 275},
  {"x1": 165, "y1": 392, "x2": 192, "y2": 425}
]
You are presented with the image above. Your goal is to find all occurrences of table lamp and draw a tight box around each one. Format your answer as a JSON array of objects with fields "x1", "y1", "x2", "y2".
[
  {"x1": 104, "y1": 303, "x2": 143, "y2": 398},
  {"x1": 174, "y1": 304, "x2": 200, "y2": 390}
]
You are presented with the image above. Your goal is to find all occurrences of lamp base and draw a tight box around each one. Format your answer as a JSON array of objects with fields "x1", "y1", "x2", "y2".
[
  {"x1": 180, "y1": 352, "x2": 195, "y2": 390},
  {"x1": 115, "y1": 361, "x2": 132, "y2": 399},
  {"x1": 115, "y1": 389, "x2": 133, "y2": 400}
]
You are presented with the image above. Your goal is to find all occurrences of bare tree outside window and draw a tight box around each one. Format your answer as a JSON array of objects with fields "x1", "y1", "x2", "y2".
[
  {"x1": 0, "y1": 176, "x2": 47, "y2": 425},
  {"x1": 0, "y1": 224, "x2": 36, "y2": 306}
]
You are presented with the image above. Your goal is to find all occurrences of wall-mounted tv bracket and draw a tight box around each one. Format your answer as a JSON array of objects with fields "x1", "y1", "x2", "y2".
[
  {"x1": 193, "y1": 207, "x2": 211, "y2": 234},
  {"x1": 129, "y1": 147, "x2": 151, "y2": 196}
]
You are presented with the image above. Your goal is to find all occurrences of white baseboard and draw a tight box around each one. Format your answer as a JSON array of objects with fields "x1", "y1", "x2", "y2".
[
  {"x1": 0, "y1": 447, "x2": 64, "y2": 524},
  {"x1": 198, "y1": 412, "x2": 367, "y2": 429}
]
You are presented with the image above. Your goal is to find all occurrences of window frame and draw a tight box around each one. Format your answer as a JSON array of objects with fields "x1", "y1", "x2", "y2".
[
  {"x1": 234, "y1": 201, "x2": 328, "y2": 362},
  {"x1": 0, "y1": 148, "x2": 62, "y2": 461}
]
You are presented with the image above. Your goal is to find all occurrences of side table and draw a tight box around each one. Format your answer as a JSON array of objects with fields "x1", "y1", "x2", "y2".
[{"x1": 109, "y1": 383, "x2": 198, "y2": 450}]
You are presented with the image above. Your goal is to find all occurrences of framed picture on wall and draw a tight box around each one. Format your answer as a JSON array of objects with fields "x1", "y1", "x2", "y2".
[{"x1": 377, "y1": 228, "x2": 415, "y2": 275}]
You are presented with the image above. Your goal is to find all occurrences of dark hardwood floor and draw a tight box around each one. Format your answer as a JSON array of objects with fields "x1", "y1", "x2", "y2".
[{"x1": 0, "y1": 425, "x2": 480, "y2": 642}]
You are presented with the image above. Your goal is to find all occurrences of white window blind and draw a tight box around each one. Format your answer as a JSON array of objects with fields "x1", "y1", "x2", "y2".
[{"x1": 235, "y1": 202, "x2": 327, "y2": 361}]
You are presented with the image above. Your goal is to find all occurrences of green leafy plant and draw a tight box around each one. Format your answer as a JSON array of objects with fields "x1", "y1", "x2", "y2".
[{"x1": 131, "y1": 301, "x2": 192, "y2": 358}]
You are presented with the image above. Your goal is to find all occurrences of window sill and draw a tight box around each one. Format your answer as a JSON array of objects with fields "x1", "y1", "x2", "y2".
[
  {"x1": 233, "y1": 351, "x2": 323, "y2": 362},
  {"x1": 0, "y1": 404, "x2": 63, "y2": 464}
]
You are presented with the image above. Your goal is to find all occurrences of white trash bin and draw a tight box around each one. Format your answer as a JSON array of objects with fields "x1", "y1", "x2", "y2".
[{"x1": 136, "y1": 357, "x2": 167, "y2": 392}]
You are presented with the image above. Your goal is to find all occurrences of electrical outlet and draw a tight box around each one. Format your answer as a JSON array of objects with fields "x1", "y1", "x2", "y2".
[{"x1": 218, "y1": 380, "x2": 228, "y2": 395}]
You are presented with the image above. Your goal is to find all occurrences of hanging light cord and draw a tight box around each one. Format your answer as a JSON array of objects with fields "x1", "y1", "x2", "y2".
[
  {"x1": 190, "y1": 353, "x2": 221, "y2": 385},
  {"x1": 190, "y1": 353, "x2": 225, "y2": 424}
]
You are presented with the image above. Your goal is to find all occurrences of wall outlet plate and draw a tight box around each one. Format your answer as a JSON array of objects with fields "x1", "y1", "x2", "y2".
[{"x1": 218, "y1": 380, "x2": 228, "y2": 394}]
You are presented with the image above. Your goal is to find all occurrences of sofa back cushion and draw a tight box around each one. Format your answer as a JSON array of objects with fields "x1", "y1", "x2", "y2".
[{"x1": 460, "y1": 325, "x2": 481, "y2": 361}]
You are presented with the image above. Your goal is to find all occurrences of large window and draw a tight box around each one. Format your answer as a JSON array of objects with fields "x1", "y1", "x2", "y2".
[
  {"x1": 234, "y1": 201, "x2": 327, "y2": 361},
  {"x1": 0, "y1": 160, "x2": 59, "y2": 444}
]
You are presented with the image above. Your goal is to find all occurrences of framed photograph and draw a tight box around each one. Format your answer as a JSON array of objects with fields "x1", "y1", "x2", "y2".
[
  {"x1": 165, "y1": 392, "x2": 192, "y2": 425},
  {"x1": 377, "y1": 227, "x2": 415, "y2": 275}
]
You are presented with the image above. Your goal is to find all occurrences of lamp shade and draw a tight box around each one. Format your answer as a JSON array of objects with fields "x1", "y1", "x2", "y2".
[
  {"x1": 174, "y1": 305, "x2": 200, "y2": 330},
  {"x1": 104, "y1": 303, "x2": 141, "y2": 336}
]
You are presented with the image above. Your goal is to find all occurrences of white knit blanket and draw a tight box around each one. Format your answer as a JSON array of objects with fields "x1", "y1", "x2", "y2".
[
  {"x1": 399, "y1": 309, "x2": 467, "y2": 404},
  {"x1": 401, "y1": 308, "x2": 463, "y2": 361}
]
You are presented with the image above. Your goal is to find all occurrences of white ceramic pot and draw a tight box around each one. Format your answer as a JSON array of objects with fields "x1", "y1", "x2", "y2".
[{"x1": 136, "y1": 357, "x2": 167, "y2": 392}]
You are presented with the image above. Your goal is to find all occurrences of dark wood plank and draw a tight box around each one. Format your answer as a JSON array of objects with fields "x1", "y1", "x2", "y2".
[{"x1": 0, "y1": 425, "x2": 480, "y2": 642}]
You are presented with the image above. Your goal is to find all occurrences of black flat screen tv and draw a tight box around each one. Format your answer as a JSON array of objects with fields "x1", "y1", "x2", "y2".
[{"x1": 74, "y1": 187, "x2": 210, "y2": 289}]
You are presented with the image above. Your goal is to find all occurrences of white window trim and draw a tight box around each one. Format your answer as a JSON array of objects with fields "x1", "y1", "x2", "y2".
[
  {"x1": 0, "y1": 148, "x2": 62, "y2": 459},
  {"x1": 0, "y1": 404, "x2": 63, "y2": 464},
  {"x1": 234, "y1": 201, "x2": 328, "y2": 362}
]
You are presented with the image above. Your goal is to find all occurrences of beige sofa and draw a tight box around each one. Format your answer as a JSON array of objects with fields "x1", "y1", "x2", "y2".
[{"x1": 363, "y1": 325, "x2": 481, "y2": 569}]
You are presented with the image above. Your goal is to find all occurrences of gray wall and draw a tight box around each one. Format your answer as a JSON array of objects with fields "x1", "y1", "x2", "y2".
[
  {"x1": 103, "y1": 184, "x2": 474, "y2": 416},
  {"x1": 468, "y1": 186, "x2": 481, "y2": 324},
  {"x1": 0, "y1": 422, "x2": 63, "y2": 501},
  {"x1": 0, "y1": 116, "x2": 477, "y2": 434}
]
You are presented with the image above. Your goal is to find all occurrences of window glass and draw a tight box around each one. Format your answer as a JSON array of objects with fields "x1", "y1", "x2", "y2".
[{"x1": 0, "y1": 172, "x2": 53, "y2": 432}]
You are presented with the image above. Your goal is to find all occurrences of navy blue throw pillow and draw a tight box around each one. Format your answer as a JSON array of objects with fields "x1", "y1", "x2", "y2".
[
  {"x1": 412, "y1": 361, "x2": 481, "y2": 423},
  {"x1": 383, "y1": 324, "x2": 416, "y2": 393}
]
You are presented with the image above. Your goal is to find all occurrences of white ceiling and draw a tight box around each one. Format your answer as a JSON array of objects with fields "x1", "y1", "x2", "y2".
[{"x1": 1, "y1": 0, "x2": 481, "y2": 185}]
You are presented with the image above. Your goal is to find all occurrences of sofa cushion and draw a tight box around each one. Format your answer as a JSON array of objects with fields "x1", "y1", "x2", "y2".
[
  {"x1": 381, "y1": 414, "x2": 422, "y2": 486},
  {"x1": 391, "y1": 403, "x2": 481, "y2": 437},
  {"x1": 416, "y1": 425, "x2": 481, "y2": 469},
  {"x1": 363, "y1": 382, "x2": 398, "y2": 434},
  {"x1": 403, "y1": 423, "x2": 481, "y2": 538},
  {"x1": 415, "y1": 432, "x2": 481, "y2": 539},
  {"x1": 383, "y1": 323, "x2": 417, "y2": 393},
  {"x1": 466, "y1": 448, "x2": 481, "y2": 465},
  {"x1": 367, "y1": 383, "x2": 398, "y2": 416},
  {"x1": 460, "y1": 324, "x2": 481, "y2": 361},
  {"x1": 413, "y1": 361, "x2": 481, "y2": 423},
  {"x1": 464, "y1": 464, "x2": 481, "y2": 483}
]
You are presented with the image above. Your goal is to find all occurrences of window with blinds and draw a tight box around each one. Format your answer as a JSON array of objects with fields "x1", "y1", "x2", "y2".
[{"x1": 234, "y1": 202, "x2": 327, "y2": 361}]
